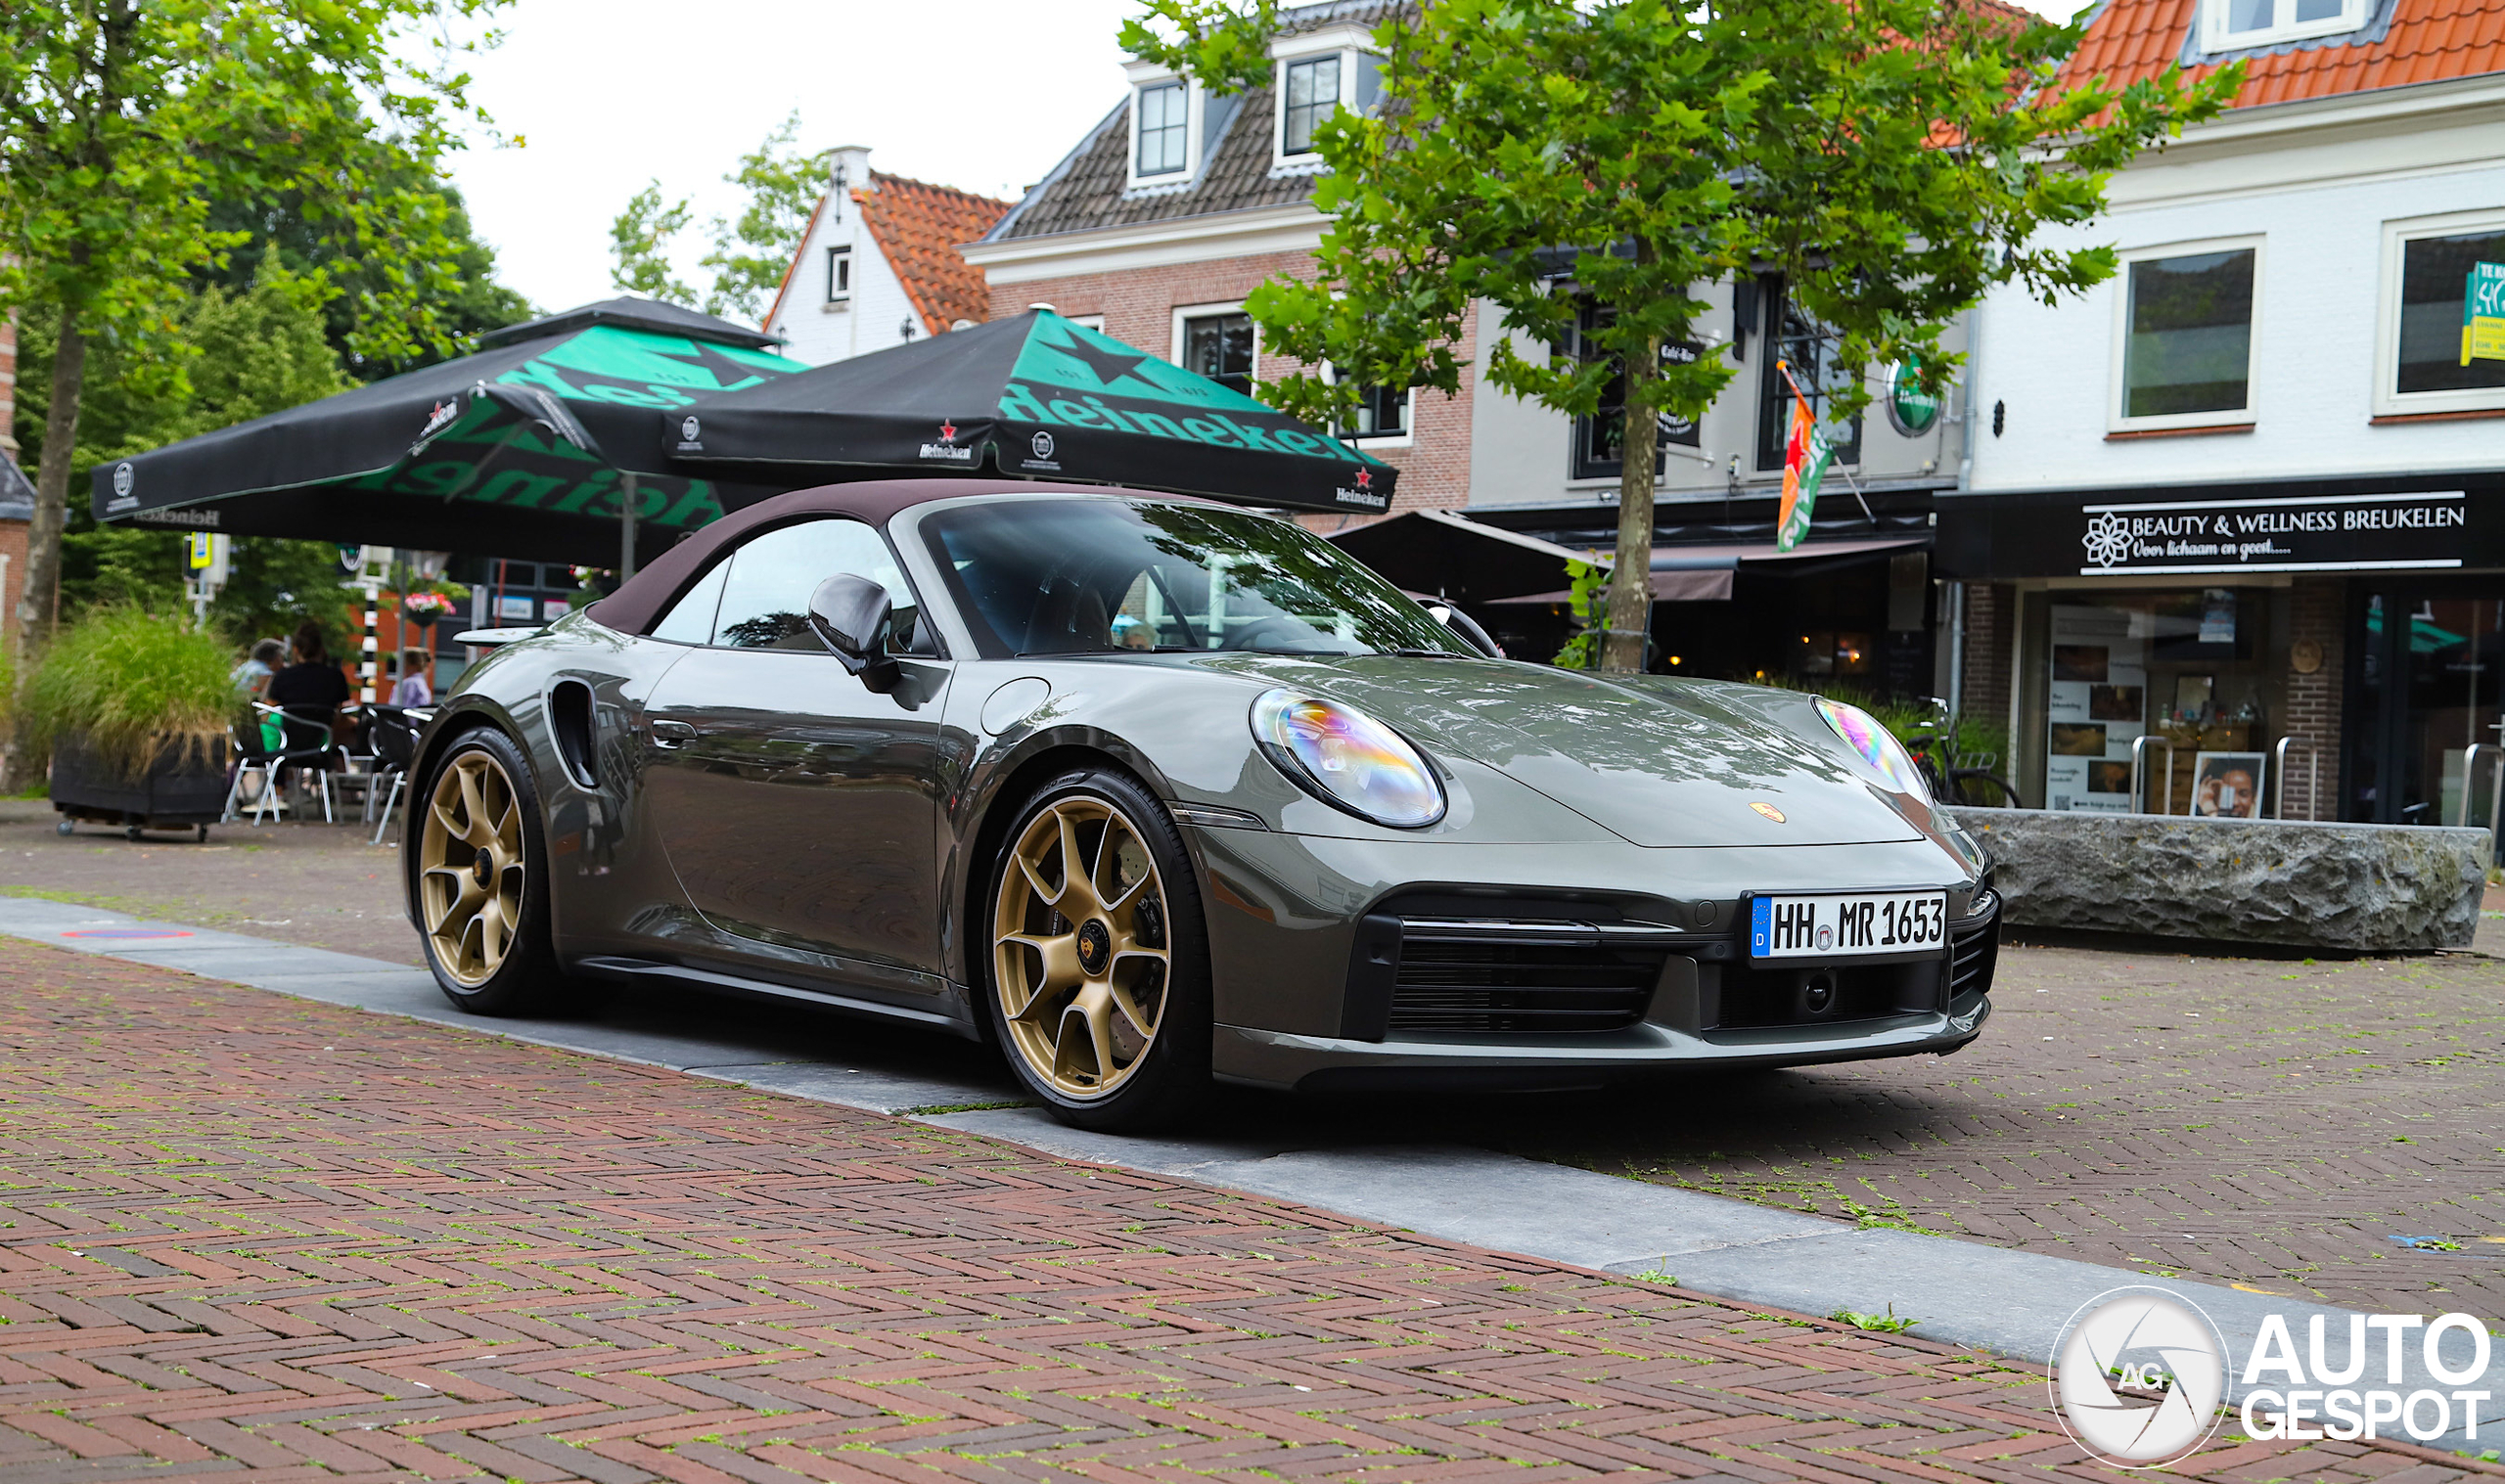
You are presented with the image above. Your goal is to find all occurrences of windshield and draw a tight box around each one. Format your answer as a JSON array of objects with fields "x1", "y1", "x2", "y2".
[{"x1": 917, "y1": 497, "x2": 1462, "y2": 660}]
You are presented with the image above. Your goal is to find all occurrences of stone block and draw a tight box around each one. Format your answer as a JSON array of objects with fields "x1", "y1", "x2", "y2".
[{"x1": 1943, "y1": 807, "x2": 2487, "y2": 952}]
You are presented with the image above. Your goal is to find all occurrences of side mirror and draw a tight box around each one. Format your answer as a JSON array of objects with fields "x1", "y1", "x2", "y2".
[
  {"x1": 806, "y1": 574, "x2": 900, "y2": 688},
  {"x1": 1418, "y1": 599, "x2": 1502, "y2": 658}
]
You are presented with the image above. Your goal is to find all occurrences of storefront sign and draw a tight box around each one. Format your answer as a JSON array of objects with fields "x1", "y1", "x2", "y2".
[
  {"x1": 2466, "y1": 262, "x2": 2505, "y2": 365},
  {"x1": 1885, "y1": 359, "x2": 1942, "y2": 437},
  {"x1": 2076, "y1": 490, "x2": 2467, "y2": 575}
]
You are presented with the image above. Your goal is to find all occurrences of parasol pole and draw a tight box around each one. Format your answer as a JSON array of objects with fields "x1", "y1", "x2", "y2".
[{"x1": 619, "y1": 472, "x2": 639, "y2": 580}]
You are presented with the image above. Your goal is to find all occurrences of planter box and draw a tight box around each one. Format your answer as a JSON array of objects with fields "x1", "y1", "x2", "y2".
[
  {"x1": 1944, "y1": 806, "x2": 2486, "y2": 953},
  {"x1": 51, "y1": 733, "x2": 231, "y2": 833}
]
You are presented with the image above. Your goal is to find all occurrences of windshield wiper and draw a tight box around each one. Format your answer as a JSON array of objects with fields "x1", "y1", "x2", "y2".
[{"x1": 1386, "y1": 648, "x2": 1473, "y2": 658}]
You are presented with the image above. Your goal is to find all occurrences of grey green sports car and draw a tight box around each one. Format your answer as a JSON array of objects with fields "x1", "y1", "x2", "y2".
[{"x1": 403, "y1": 478, "x2": 1998, "y2": 1130}]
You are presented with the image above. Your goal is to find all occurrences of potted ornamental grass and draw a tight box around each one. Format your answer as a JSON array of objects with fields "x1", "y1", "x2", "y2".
[{"x1": 24, "y1": 606, "x2": 242, "y2": 839}]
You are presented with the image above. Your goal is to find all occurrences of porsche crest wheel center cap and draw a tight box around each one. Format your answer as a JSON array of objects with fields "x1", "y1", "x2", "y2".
[
  {"x1": 1075, "y1": 919, "x2": 1113, "y2": 976},
  {"x1": 473, "y1": 847, "x2": 494, "y2": 886}
]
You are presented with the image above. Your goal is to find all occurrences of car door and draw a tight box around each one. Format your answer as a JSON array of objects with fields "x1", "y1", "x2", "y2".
[{"x1": 639, "y1": 517, "x2": 955, "y2": 999}]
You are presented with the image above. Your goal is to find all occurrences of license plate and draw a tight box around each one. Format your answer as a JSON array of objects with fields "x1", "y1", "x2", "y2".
[{"x1": 1750, "y1": 891, "x2": 1946, "y2": 960}]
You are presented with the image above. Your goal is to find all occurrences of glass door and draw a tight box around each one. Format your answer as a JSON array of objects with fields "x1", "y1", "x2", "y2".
[{"x1": 2349, "y1": 588, "x2": 2505, "y2": 827}]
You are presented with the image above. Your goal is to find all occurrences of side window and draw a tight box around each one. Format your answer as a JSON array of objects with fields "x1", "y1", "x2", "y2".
[
  {"x1": 651, "y1": 560, "x2": 728, "y2": 645},
  {"x1": 707, "y1": 518, "x2": 931, "y2": 653}
]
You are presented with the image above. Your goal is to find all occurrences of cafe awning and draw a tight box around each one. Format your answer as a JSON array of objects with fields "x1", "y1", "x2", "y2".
[
  {"x1": 1488, "y1": 536, "x2": 1928, "y2": 605},
  {"x1": 94, "y1": 297, "x2": 801, "y2": 568},
  {"x1": 665, "y1": 309, "x2": 1395, "y2": 516},
  {"x1": 1326, "y1": 508, "x2": 1603, "y2": 604}
]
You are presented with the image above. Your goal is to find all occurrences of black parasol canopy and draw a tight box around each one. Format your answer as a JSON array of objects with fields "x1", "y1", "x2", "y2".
[
  {"x1": 94, "y1": 298, "x2": 801, "y2": 568},
  {"x1": 664, "y1": 309, "x2": 1395, "y2": 515}
]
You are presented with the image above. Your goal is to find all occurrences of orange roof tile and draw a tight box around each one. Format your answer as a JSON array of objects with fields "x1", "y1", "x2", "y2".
[
  {"x1": 857, "y1": 172, "x2": 1013, "y2": 336},
  {"x1": 2055, "y1": 0, "x2": 2505, "y2": 107}
]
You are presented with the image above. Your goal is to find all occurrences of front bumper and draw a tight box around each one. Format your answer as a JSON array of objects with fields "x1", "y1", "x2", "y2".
[{"x1": 1186, "y1": 826, "x2": 1997, "y2": 1091}]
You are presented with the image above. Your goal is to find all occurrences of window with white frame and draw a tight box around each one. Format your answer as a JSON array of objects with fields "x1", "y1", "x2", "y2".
[
  {"x1": 2111, "y1": 240, "x2": 2261, "y2": 429},
  {"x1": 1270, "y1": 27, "x2": 1384, "y2": 168},
  {"x1": 1066, "y1": 313, "x2": 1107, "y2": 334},
  {"x1": 1281, "y1": 55, "x2": 1341, "y2": 156},
  {"x1": 1135, "y1": 80, "x2": 1189, "y2": 177},
  {"x1": 826, "y1": 246, "x2": 851, "y2": 305},
  {"x1": 2376, "y1": 210, "x2": 2505, "y2": 417},
  {"x1": 2199, "y1": 0, "x2": 2370, "y2": 51},
  {"x1": 1175, "y1": 305, "x2": 1254, "y2": 396},
  {"x1": 1320, "y1": 363, "x2": 1410, "y2": 444}
]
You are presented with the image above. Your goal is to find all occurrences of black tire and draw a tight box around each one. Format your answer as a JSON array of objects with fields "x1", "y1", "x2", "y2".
[
  {"x1": 412, "y1": 728, "x2": 575, "y2": 1016},
  {"x1": 979, "y1": 766, "x2": 1211, "y2": 1132}
]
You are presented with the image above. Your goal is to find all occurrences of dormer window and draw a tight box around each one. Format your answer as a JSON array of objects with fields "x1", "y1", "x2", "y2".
[
  {"x1": 1269, "y1": 25, "x2": 1384, "y2": 170},
  {"x1": 1282, "y1": 56, "x2": 1340, "y2": 156},
  {"x1": 2200, "y1": 0, "x2": 2368, "y2": 50},
  {"x1": 1136, "y1": 80, "x2": 1189, "y2": 176}
]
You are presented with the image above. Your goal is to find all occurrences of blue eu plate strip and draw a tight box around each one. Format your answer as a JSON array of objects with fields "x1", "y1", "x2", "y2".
[{"x1": 1750, "y1": 896, "x2": 1771, "y2": 957}]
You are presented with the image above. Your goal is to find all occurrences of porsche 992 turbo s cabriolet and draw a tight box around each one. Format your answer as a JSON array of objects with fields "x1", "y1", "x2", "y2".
[{"x1": 403, "y1": 478, "x2": 1998, "y2": 1130}]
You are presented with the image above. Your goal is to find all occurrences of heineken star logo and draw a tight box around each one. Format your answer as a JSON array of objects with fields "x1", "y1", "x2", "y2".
[
  {"x1": 1354, "y1": 468, "x2": 1373, "y2": 489},
  {"x1": 1047, "y1": 333, "x2": 1164, "y2": 391},
  {"x1": 938, "y1": 420, "x2": 957, "y2": 442}
]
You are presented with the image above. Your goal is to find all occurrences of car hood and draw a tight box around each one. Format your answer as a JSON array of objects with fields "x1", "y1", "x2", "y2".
[{"x1": 1194, "y1": 655, "x2": 1927, "y2": 848}]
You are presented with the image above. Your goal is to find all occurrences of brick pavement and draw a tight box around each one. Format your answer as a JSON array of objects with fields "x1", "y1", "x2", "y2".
[
  {"x1": 1506, "y1": 940, "x2": 2505, "y2": 1320},
  {"x1": 0, "y1": 810, "x2": 418, "y2": 966},
  {"x1": 2, "y1": 940, "x2": 2490, "y2": 1484}
]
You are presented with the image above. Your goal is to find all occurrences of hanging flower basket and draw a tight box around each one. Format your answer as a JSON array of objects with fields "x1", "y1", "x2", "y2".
[{"x1": 401, "y1": 591, "x2": 458, "y2": 628}]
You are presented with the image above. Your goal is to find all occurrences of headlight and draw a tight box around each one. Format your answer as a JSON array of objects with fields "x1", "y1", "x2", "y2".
[
  {"x1": 1250, "y1": 689, "x2": 1446, "y2": 828},
  {"x1": 1816, "y1": 697, "x2": 1929, "y2": 801}
]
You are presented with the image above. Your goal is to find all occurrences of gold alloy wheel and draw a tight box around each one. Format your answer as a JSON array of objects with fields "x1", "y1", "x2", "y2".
[
  {"x1": 992, "y1": 796, "x2": 1171, "y2": 1100},
  {"x1": 419, "y1": 750, "x2": 526, "y2": 987}
]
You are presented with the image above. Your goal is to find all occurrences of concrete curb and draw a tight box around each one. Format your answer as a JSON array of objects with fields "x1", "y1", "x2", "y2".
[{"x1": 2, "y1": 897, "x2": 2494, "y2": 1454}]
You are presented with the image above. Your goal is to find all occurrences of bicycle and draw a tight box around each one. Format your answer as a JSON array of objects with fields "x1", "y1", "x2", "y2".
[{"x1": 1898, "y1": 697, "x2": 2026, "y2": 809}]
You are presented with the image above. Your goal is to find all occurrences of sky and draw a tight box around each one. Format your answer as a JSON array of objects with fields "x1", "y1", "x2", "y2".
[{"x1": 441, "y1": 0, "x2": 2094, "y2": 319}]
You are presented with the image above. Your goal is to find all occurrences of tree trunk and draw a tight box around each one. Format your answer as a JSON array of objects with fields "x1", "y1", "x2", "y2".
[
  {"x1": 1599, "y1": 328, "x2": 1660, "y2": 673},
  {"x1": 21, "y1": 306, "x2": 86, "y2": 664}
]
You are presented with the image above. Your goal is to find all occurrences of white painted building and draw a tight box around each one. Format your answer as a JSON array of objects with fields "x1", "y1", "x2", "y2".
[
  {"x1": 1941, "y1": 0, "x2": 2505, "y2": 824},
  {"x1": 761, "y1": 147, "x2": 1011, "y2": 367}
]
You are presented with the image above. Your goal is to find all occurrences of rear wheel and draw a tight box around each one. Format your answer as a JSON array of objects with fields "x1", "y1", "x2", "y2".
[
  {"x1": 1949, "y1": 771, "x2": 2024, "y2": 809},
  {"x1": 984, "y1": 768, "x2": 1209, "y2": 1131},
  {"x1": 415, "y1": 729, "x2": 571, "y2": 1014}
]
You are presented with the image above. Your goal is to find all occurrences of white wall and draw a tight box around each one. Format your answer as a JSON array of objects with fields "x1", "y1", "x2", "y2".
[
  {"x1": 763, "y1": 149, "x2": 932, "y2": 367},
  {"x1": 1964, "y1": 84, "x2": 2505, "y2": 495}
]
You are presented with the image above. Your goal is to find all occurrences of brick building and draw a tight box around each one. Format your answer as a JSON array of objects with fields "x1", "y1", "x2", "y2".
[
  {"x1": 1939, "y1": 0, "x2": 2505, "y2": 823},
  {"x1": 959, "y1": 1, "x2": 1466, "y2": 517},
  {"x1": 961, "y1": 0, "x2": 1979, "y2": 688}
]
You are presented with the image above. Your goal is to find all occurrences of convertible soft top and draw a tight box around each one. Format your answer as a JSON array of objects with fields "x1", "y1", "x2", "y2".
[{"x1": 589, "y1": 477, "x2": 1147, "y2": 636}]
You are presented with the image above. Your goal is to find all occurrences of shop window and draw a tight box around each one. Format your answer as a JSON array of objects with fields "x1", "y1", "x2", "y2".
[
  {"x1": 1574, "y1": 303, "x2": 1701, "y2": 481},
  {"x1": 2199, "y1": 0, "x2": 2370, "y2": 51},
  {"x1": 2114, "y1": 242, "x2": 2259, "y2": 429},
  {"x1": 1753, "y1": 282, "x2": 1860, "y2": 472},
  {"x1": 1177, "y1": 308, "x2": 1254, "y2": 396},
  {"x1": 2043, "y1": 590, "x2": 2275, "y2": 817},
  {"x1": 1135, "y1": 81, "x2": 1190, "y2": 178},
  {"x1": 2377, "y1": 212, "x2": 2505, "y2": 417}
]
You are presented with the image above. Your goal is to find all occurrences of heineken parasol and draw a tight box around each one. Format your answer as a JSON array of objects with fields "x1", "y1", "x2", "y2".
[
  {"x1": 95, "y1": 298, "x2": 801, "y2": 569},
  {"x1": 667, "y1": 309, "x2": 1394, "y2": 514}
]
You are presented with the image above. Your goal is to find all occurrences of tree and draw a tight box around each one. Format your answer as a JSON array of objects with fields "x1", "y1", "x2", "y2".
[
  {"x1": 698, "y1": 112, "x2": 824, "y2": 323},
  {"x1": 205, "y1": 175, "x2": 534, "y2": 383},
  {"x1": 15, "y1": 261, "x2": 361, "y2": 652},
  {"x1": 0, "y1": 0, "x2": 505, "y2": 672},
  {"x1": 1126, "y1": 0, "x2": 2241, "y2": 671},
  {"x1": 610, "y1": 182, "x2": 697, "y2": 304}
]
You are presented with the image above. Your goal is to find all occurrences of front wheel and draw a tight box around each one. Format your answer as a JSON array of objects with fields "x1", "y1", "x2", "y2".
[
  {"x1": 414, "y1": 729, "x2": 571, "y2": 1015},
  {"x1": 983, "y1": 768, "x2": 1211, "y2": 1132}
]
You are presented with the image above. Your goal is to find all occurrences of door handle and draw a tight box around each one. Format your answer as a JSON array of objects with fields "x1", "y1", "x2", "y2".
[{"x1": 648, "y1": 719, "x2": 700, "y2": 748}]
